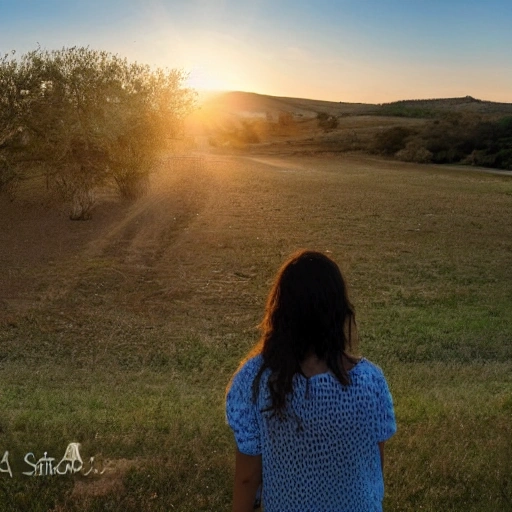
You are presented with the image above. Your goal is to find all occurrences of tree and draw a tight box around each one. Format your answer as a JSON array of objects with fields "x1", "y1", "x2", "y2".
[
  {"x1": 0, "y1": 47, "x2": 195, "y2": 218},
  {"x1": 372, "y1": 126, "x2": 414, "y2": 156},
  {"x1": 0, "y1": 50, "x2": 41, "y2": 194},
  {"x1": 316, "y1": 112, "x2": 339, "y2": 131}
]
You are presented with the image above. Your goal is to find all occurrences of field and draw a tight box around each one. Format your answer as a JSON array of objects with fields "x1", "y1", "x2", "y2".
[{"x1": 0, "y1": 151, "x2": 511, "y2": 511}]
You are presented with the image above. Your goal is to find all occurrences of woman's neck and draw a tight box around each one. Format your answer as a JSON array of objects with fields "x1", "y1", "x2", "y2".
[
  {"x1": 299, "y1": 352, "x2": 359, "y2": 377},
  {"x1": 300, "y1": 354, "x2": 329, "y2": 377}
]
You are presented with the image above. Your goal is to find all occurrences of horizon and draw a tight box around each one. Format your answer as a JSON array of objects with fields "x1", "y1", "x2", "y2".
[
  {"x1": 195, "y1": 89, "x2": 512, "y2": 106},
  {"x1": 2, "y1": 0, "x2": 512, "y2": 104}
]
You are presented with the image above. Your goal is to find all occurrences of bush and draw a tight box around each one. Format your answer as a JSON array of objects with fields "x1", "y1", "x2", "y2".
[
  {"x1": 372, "y1": 126, "x2": 414, "y2": 156},
  {"x1": 378, "y1": 104, "x2": 436, "y2": 118},
  {"x1": 0, "y1": 47, "x2": 196, "y2": 216},
  {"x1": 206, "y1": 119, "x2": 260, "y2": 148},
  {"x1": 495, "y1": 149, "x2": 512, "y2": 170},
  {"x1": 317, "y1": 112, "x2": 339, "y2": 131},
  {"x1": 395, "y1": 140, "x2": 433, "y2": 163}
]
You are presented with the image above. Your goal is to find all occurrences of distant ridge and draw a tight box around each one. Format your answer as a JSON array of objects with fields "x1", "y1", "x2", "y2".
[
  {"x1": 200, "y1": 91, "x2": 512, "y2": 118},
  {"x1": 199, "y1": 91, "x2": 378, "y2": 117},
  {"x1": 381, "y1": 96, "x2": 512, "y2": 115}
]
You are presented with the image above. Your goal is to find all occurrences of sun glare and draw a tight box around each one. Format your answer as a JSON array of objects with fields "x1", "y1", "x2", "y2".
[{"x1": 187, "y1": 65, "x2": 232, "y2": 93}]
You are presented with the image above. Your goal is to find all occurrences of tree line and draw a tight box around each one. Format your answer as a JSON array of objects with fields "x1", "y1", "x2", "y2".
[
  {"x1": 0, "y1": 47, "x2": 195, "y2": 219},
  {"x1": 372, "y1": 114, "x2": 512, "y2": 169}
]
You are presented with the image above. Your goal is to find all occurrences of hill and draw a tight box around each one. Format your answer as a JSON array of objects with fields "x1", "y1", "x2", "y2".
[
  {"x1": 381, "y1": 96, "x2": 512, "y2": 115},
  {"x1": 197, "y1": 91, "x2": 512, "y2": 119},
  {"x1": 195, "y1": 91, "x2": 378, "y2": 119},
  {"x1": 191, "y1": 91, "x2": 512, "y2": 171}
]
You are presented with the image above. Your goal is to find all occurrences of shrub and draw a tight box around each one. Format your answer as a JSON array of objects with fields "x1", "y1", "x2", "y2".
[
  {"x1": 206, "y1": 119, "x2": 260, "y2": 148},
  {"x1": 378, "y1": 104, "x2": 436, "y2": 118},
  {"x1": 495, "y1": 149, "x2": 512, "y2": 170},
  {"x1": 317, "y1": 112, "x2": 339, "y2": 131},
  {"x1": 372, "y1": 126, "x2": 414, "y2": 156},
  {"x1": 395, "y1": 140, "x2": 433, "y2": 163},
  {"x1": 0, "y1": 47, "x2": 196, "y2": 216}
]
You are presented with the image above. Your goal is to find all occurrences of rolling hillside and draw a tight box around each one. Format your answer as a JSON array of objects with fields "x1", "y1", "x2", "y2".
[
  {"x1": 197, "y1": 91, "x2": 512, "y2": 119},
  {"x1": 191, "y1": 91, "x2": 512, "y2": 171}
]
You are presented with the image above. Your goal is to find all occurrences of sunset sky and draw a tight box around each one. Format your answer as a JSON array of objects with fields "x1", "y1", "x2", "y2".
[{"x1": 2, "y1": 0, "x2": 512, "y2": 104}]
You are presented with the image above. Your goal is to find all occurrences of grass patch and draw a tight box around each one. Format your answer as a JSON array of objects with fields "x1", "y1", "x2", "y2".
[{"x1": 0, "y1": 154, "x2": 511, "y2": 510}]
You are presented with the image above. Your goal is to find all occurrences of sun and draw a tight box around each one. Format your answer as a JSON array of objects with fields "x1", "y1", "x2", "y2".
[{"x1": 186, "y1": 65, "x2": 232, "y2": 92}]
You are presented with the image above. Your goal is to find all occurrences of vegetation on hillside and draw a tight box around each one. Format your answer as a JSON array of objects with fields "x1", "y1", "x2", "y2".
[
  {"x1": 316, "y1": 111, "x2": 339, "y2": 131},
  {"x1": 0, "y1": 47, "x2": 195, "y2": 218},
  {"x1": 195, "y1": 92, "x2": 512, "y2": 171},
  {"x1": 378, "y1": 96, "x2": 512, "y2": 116},
  {"x1": 204, "y1": 111, "x2": 306, "y2": 148},
  {"x1": 372, "y1": 114, "x2": 512, "y2": 169}
]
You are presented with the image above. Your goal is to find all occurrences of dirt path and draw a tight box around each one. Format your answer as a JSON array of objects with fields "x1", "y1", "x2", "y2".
[{"x1": 0, "y1": 154, "x2": 287, "y2": 360}]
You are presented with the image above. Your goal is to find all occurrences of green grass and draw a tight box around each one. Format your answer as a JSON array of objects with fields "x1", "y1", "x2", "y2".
[{"x1": 0, "y1": 154, "x2": 511, "y2": 510}]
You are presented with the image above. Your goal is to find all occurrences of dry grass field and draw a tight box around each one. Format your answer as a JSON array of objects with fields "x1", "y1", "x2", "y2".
[{"x1": 0, "y1": 149, "x2": 511, "y2": 510}]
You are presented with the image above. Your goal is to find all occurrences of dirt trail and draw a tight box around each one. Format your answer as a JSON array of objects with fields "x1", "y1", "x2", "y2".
[
  {"x1": 0, "y1": 154, "x2": 282, "y2": 333},
  {"x1": 0, "y1": 159, "x2": 199, "y2": 319}
]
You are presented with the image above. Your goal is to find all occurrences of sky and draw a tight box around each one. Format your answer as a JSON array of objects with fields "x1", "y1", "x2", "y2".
[{"x1": 1, "y1": 0, "x2": 512, "y2": 104}]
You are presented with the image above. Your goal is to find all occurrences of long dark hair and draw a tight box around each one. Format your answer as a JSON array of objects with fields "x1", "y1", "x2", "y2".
[{"x1": 251, "y1": 250, "x2": 357, "y2": 418}]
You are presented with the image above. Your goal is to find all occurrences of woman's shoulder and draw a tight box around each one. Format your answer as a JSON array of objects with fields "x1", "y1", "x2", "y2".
[
  {"x1": 227, "y1": 354, "x2": 264, "y2": 393},
  {"x1": 235, "y1": 354, "x2": 264, "y2": 377},
  {"x1": 351, "y1": 358, "x2": 389, "y2": 383}
]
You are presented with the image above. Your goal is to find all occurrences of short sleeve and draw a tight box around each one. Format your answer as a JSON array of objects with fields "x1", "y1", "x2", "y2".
[
  {"x1": 373, "y1": 368, "x2": 397, "y2": 442},
  {"x1": 225, "y1": 356, "x2": 262, "y2": 456}
]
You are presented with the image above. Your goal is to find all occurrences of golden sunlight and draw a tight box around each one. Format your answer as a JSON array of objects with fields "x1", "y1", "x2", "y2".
[{"x1": 187, "y1": 65, "x2": 233, "y2": 92}]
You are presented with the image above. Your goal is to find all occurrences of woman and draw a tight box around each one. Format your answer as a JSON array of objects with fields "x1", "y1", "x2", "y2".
[{"x1": 226, "y1": 250, "x2": 396, "y2": 512}]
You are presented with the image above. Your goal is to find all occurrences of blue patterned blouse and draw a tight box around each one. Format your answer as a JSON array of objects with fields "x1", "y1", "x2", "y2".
[{"x1": 226, "y1": 355, "x2": 396, "y2": 512}]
